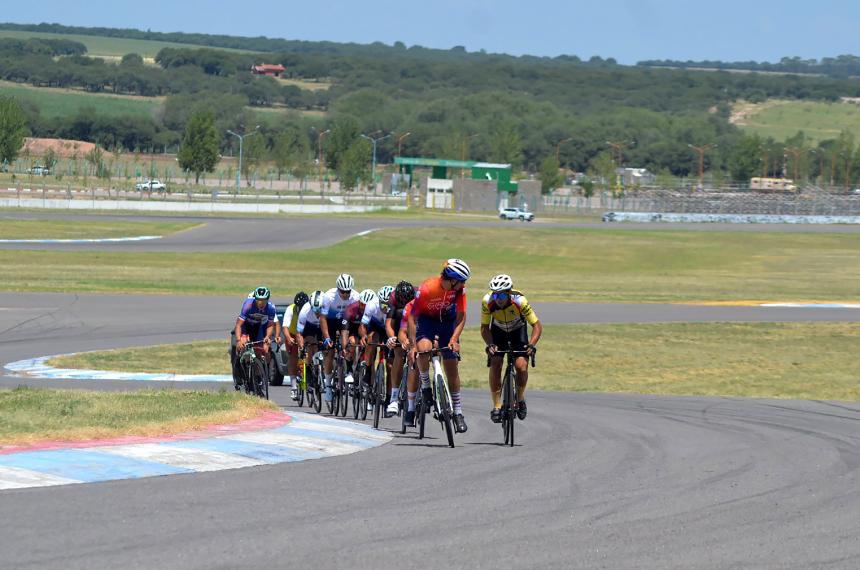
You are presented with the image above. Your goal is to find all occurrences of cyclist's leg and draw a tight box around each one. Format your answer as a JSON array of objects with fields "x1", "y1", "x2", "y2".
[
  {"x1": 415, "y1": 316, "x2": 435, "y2": 393},
  {"x1": 512, "y1": 326, "x2": 530, "y2": 418},
  {"x1": 388, "y1": 345, "x2": 405, "y2": 414}
]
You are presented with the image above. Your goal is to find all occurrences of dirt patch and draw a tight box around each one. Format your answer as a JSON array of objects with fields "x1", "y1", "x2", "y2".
[
  {"x1": 729, "y1": 99, "x2": 789, "y2": 126},
  {"x1": 23, "y1": 138, "x2": 96, "y2": 158}
]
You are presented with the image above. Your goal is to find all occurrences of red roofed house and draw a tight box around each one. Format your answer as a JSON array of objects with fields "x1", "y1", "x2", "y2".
[{"x1": 251, "y1": 64, "x2": 286, "y2": 78}]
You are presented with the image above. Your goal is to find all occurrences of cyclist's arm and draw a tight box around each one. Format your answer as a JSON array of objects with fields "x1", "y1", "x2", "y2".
[
  {"x1": 480, "y1": 323, "x2": 493, "y2": 347},
  {"x1": 265, "y1": 322, "x2": 274, "y2": 344},
  {"x1": 529, "y1": 320, "x2": 543, "y2": 347},
  {"x1": 407, "y1": 312, "x2": 417, "y2": 347},
  {"x1": 296, "y1": 332, "x2": 305, "y2": 351},
  {"x1": 385, "y1": 316, "x2": 397, "y2": 340},
  {"x1": 234, "y1": 318, "x2": 245, "y2": 348},
  {"x1": 320, "y1": 316, "x2": 330, "y2": 342},
  {"x1": 450, "y1": 311, "x2": 466, "y2": 347},
  {"x1": 358, "y1": 323, "x2": 368, "y2": 346}
]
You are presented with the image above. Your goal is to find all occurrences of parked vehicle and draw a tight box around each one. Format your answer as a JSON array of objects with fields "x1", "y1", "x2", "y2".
[
  {"x1": 135, "y1": 179, "x2": 167, "y2": 191},
  {"x1": 27, "y1": 165, "x2": 51, "y2": 176},
  {"x1": 499, "y1": 207, "x2": 535, "y2": 222}
]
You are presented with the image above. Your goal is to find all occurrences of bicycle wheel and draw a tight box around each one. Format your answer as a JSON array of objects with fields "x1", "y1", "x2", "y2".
[
  {"x1": 502, "y1": 366, "x2": 512, "y2": 445},
  {"x1": 251, "y1": 359, "x2": 269, "y2": 400},
  {"x1": 312, "y1": 365, "x2": 323, "y2": 414},
  {"x1": 242, "y1": 359, "x2": 255, "y2": 396},
  {"x1": 352, "y1": 370, "x2": 361, "y2": 419},
  {"x1": 338, "y1": 361, "x2": 350, "y2": 417},
  {"x1": 372, "y1": 362, "x2": 385, "y2": 429},
  {"x1": 437, "y1": 375, "x2": 455, "y2": 448},
  {"x1": 417, "y1": 395, "x2": 427, "y2": 440}
]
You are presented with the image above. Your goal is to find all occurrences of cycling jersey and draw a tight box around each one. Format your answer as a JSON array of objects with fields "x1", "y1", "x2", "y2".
[
  {"x1": 412, "y1": 276, "x2": 466, "y2": 323},
  {"x1": 296, "y1": 303, "x2": 321, "y2": 334},
  {"x1": 480, "y1": 290, "x2": 539, "y2": 332},
  {"x1": 399, "y1": 299, "x2": 414, "y2": 332},
  {"x1": 386, "y1": 292, "x2": 408, "y2": 325},
  {"x1": 361, "y1": 297, "x2": 386, "y2": 328},
  {"x1": 238, "y1": 298, "x2": 276, "y2": 341},
  {"x1": 320, "y1": 288, "x2": 360, "y2": 320},
  {"x1": 282, "y1": 303, "x2": 300, "y2": 335}
]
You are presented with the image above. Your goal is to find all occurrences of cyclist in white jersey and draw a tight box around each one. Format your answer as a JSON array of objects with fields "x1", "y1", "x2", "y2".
[{"x1": 318, "y1": 273, "x2": 360, "y2": 402}]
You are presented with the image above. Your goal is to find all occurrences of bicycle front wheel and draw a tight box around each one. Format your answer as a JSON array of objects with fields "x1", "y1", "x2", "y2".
[
  {"x1": 372, "y1": 362, "x2": 385, "y2": 429},
  {"x1": 252, "y1": 359, "x2": 269, "y2": 400},
  {"x1": 437, "y1": 376, "x2": 455, "y2": 448},
  {"x1": 502, "y1": 366, "x2": 513, "y2": 445}
]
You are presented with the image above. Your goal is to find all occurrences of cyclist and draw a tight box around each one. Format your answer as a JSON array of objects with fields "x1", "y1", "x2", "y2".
[
  {"x1": 233, "y1": 286, "x2": 277, "y2": 390},
  {"x1": 282, "y1": 291, "x2": 309, "y2": 400},
  {"x1": 481, "y1": 274, "x2": 542, "y2": 422},
  {"x1": 408, "y1": 259, "x2": 470, "y2": 433},
  {"x1": 353, "y1": 288, "x2": 389, "y2": 412},
  {"x1": 385, "y1": 280, "x2": 415, "y2": 417},
  {"x1": 398, "y1": 297, "x2": 419, "y2": 425},
  {"x1": 318, "y1": 273, "x2": 360, "y2": 401},
  {"x1": 296, "y1": 290, "x2": 324, "y2": 364},
  {"x1": 377, "y1": 285, "x2": 394, "y2": 314}
]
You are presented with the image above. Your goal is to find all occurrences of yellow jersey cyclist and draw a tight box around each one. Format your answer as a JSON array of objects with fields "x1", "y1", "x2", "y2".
[
  {"x1": 480, "y1": 274, "x2": 542, "y2": 423},
  {"x1": 281, "y1": 291, "x2": 309, "y2": 401}
]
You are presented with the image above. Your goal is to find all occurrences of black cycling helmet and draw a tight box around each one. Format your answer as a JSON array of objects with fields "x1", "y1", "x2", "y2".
[
  {"x1": 293, "y1": 291, "x2": 309, "y2": 309},
  {"x1": 253, "y1": 286, "x2": 270, "y2": 300},
  {"x1": 394, "y1": 280, "x2": 415, "y2": 305}
]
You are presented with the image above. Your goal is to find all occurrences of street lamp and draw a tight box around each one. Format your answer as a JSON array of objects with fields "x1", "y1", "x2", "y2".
[
  {"x1": 688, "y1": 143, "x2": 716, "y2": 190},
  {"x1": 226, "y1": 126, "x2": 259, "y2": 194},
  {"x1": 396, "y1": 132, "x2": 411, "y2": 158},
  {"x1": 360, "y1": 132, "x2": 391, "y2": 192},
  {"x1": 313, "y1": 128, "x2": 331, "y2": 182}
]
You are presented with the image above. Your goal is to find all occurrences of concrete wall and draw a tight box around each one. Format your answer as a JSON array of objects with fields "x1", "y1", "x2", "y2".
[{"x1": 452, "y1": 178, "x2": 500, "y2": 211}]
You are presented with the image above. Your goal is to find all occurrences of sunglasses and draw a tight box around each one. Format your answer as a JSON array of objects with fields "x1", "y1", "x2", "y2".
[{"x1": 492, "y1": 292, "x2": 510, "y2": 302}]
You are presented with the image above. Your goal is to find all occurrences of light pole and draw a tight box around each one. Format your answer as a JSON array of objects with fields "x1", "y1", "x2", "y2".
[
  {"x1": 606, "y1": 140, "x2": 632, "y2": 194},
  {"x1": 314, "y1": 128, "x2": 331, "y2": 183},
  {"x1": 688, "y1": 143, "x2": 716, "y2": 190},
  {"x1": 226, "y1": 126, "x2": 259, "y2": 193},
  {"x1": 360, "y1": 132, "x2": 391, "y2": 192},
  {"x1": 396, "y1": 132, "x2": 411, "y2": 158}
]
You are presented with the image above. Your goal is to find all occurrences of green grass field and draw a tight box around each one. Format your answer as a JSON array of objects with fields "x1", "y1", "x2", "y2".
[
  {"x1": 0, "y1": 220, "x2": 200, "y2": 240},
  {"x1": 0, "y1": 80, "x2": 161, "y2": 119},
  {"x1": 0, "y1": 226, "x2": 857, "y2": 302},
  {"x1": 0, "y1": 29, "x2": 246, "y2": 58},
  {"x1": 0, "y1": 387, "x2": 274, "y2": 445},
  {"x1": 47, "y1": 322, "x2": 860, "y2": 401},
  {"x1": 734, "y1": 99, "x2": 860, "y2": 143}
]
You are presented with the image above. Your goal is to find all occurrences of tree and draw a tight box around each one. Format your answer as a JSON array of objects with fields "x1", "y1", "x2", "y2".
[
  {"x1": 177, "y1": 112, "x2": 219, "y2": 184},
  {"x1": 271, "y1": 126, "x2": 310, "y2": 180},
  {"x1": 84, "y1": 145, "x2": 104, "y2": 177},
  {"x1": 538, "y1": 155, "x2": 563, "y2": 194},
  {"x1": 0, "y1": 95, "x2": 27, "y2": 165},
  {"x1": 489, "y1": 124, "x2": 523, "y2": 170},
  {"x1": 336, "y1": 138, "x2": 372, "y2": 191},
  {"x1": 241, "y1": 134, "x2": 266, "y2": 186}
]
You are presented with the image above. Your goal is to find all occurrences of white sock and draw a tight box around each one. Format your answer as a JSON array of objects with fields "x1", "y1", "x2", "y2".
[
  {"x1": 324, "y1": 373, "x2": 332, "y2": 387},
  {"x1": 407, "y1": 392, "x2": 417, "y2": 411},
  {"x1": 419, "y1": 372, "x2": 430, "y2": 389},
  {"x1": 451, "y1": 391, "x2": 462, "y2": 415},
  {"x1": 390, "y1": 387, "x2": 400, "y2": 400}
]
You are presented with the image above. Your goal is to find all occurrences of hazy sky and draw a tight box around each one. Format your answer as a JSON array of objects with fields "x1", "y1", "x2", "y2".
[{"x1": 3, "y1": 0, "x2": 858, "y2": 64}]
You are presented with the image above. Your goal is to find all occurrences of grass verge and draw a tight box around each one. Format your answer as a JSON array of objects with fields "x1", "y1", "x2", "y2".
[
  {"x1": 0, "y1": 220, "x2": 201, "y2": 239},
  {"x1": 47, "y1": 323, "x2": 860, "y2": 401},
  {"x1": 0, "y1": 387, "x2": 276, "y2": 446},
  {"x1": 1, "y1": 226, "x2": 858, "y2": 302}
]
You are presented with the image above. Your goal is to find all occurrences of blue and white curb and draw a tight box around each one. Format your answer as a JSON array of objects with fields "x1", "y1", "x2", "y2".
[
  {"x1": 5, "y1": 354, "x2": 233, "y2": 383},
  {"x1": 0, "y1": 236, "x2": 162, "y2": 244},
  {"x1": 0, "y1": 412, "x2": 391, "y2": 490}
]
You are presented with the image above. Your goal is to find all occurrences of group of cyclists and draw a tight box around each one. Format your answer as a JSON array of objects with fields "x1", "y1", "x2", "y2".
[{"x1": 233, "y1": 258, "x2": 542, "y2": 434}]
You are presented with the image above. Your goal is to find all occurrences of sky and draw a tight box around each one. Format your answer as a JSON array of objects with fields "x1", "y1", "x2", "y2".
[{"x1": 3, "y1": 0, "x2": 859, "y2": 65}]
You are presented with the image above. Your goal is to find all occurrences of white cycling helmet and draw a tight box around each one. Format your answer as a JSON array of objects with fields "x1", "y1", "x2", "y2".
[
  {"x1": 310, "y1": 290, "x2": 324, "y2": 312},
  {"x1": 359, "y1": 288, "x2": 377, "y2": 305},
  {"x1": 442, "y1": 258, "x2": 471, "y2": 281},
  {"x1": 336, "y1": 273, "x2": 354, "y2": 291},
  {"x1": 489, "y1": 274, "x2": 513, "y2": 292},
  {"x1": 377, "y1": 285, "x2": 394, "y2": 304}
]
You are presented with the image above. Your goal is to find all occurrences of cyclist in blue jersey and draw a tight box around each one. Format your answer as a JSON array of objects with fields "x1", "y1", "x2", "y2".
[{"x1": 233, "y1": 286, "x2": 277, "y2": 390}]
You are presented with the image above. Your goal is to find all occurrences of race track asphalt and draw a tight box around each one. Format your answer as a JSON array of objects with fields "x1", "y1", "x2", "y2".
[{"x1": 1, "y1": 212, "x2": 859, "y2": 568}]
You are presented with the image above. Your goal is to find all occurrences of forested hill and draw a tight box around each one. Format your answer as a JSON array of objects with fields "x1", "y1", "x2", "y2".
[
  {"x1": 639, "y1": 55, "x2": 860, "y2": 78},
  {"x1": 5, "y1": 22, "x2": 860, "y2": 180}
]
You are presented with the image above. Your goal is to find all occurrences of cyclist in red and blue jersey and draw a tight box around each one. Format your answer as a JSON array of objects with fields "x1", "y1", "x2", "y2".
[
  {"x1": 233, "y1": 286, "x2": 277, "y2": 389},
  {"x1": 407, "y1": 259, "x2": 471, "y2": 433}
]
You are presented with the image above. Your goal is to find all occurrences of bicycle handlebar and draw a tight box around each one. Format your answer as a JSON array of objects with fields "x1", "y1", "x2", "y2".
[{"x1": 486, "y1": 347, "x2": 537, "y2": 368}]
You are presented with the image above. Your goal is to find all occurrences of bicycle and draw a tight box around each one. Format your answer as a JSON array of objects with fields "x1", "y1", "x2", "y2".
[
  {"x1": 397, "y1": 348, "x2": 412, "y2": 434},
  {"x1": 416, "y1": 336, "x2": 458, "y2": 448},
  {"x1": 363, "y1": 342, "x2": 391, "y2": 429},
  {"x1": 488, "y1": 342, "x2": 536, "y2": 446},
  {"x1": 295, "y1": 339, "x2": 318, "y2": 409},
  {"x1": 236, "y1": 340, "x2": 270, "y2": 400}
]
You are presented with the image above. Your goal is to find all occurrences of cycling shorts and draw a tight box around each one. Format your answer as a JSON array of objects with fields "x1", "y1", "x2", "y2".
[
  {"x1": 416, "y1": 316, "x2": 458, "y2": 361},
  {"x1": 490, "y1": 325, "x2": 529, "y2": 357}
]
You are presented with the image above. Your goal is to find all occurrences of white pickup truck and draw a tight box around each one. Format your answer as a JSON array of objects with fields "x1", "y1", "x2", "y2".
[{"x1": 135, "y1": 179, "x2": 166, "y2": 192}]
